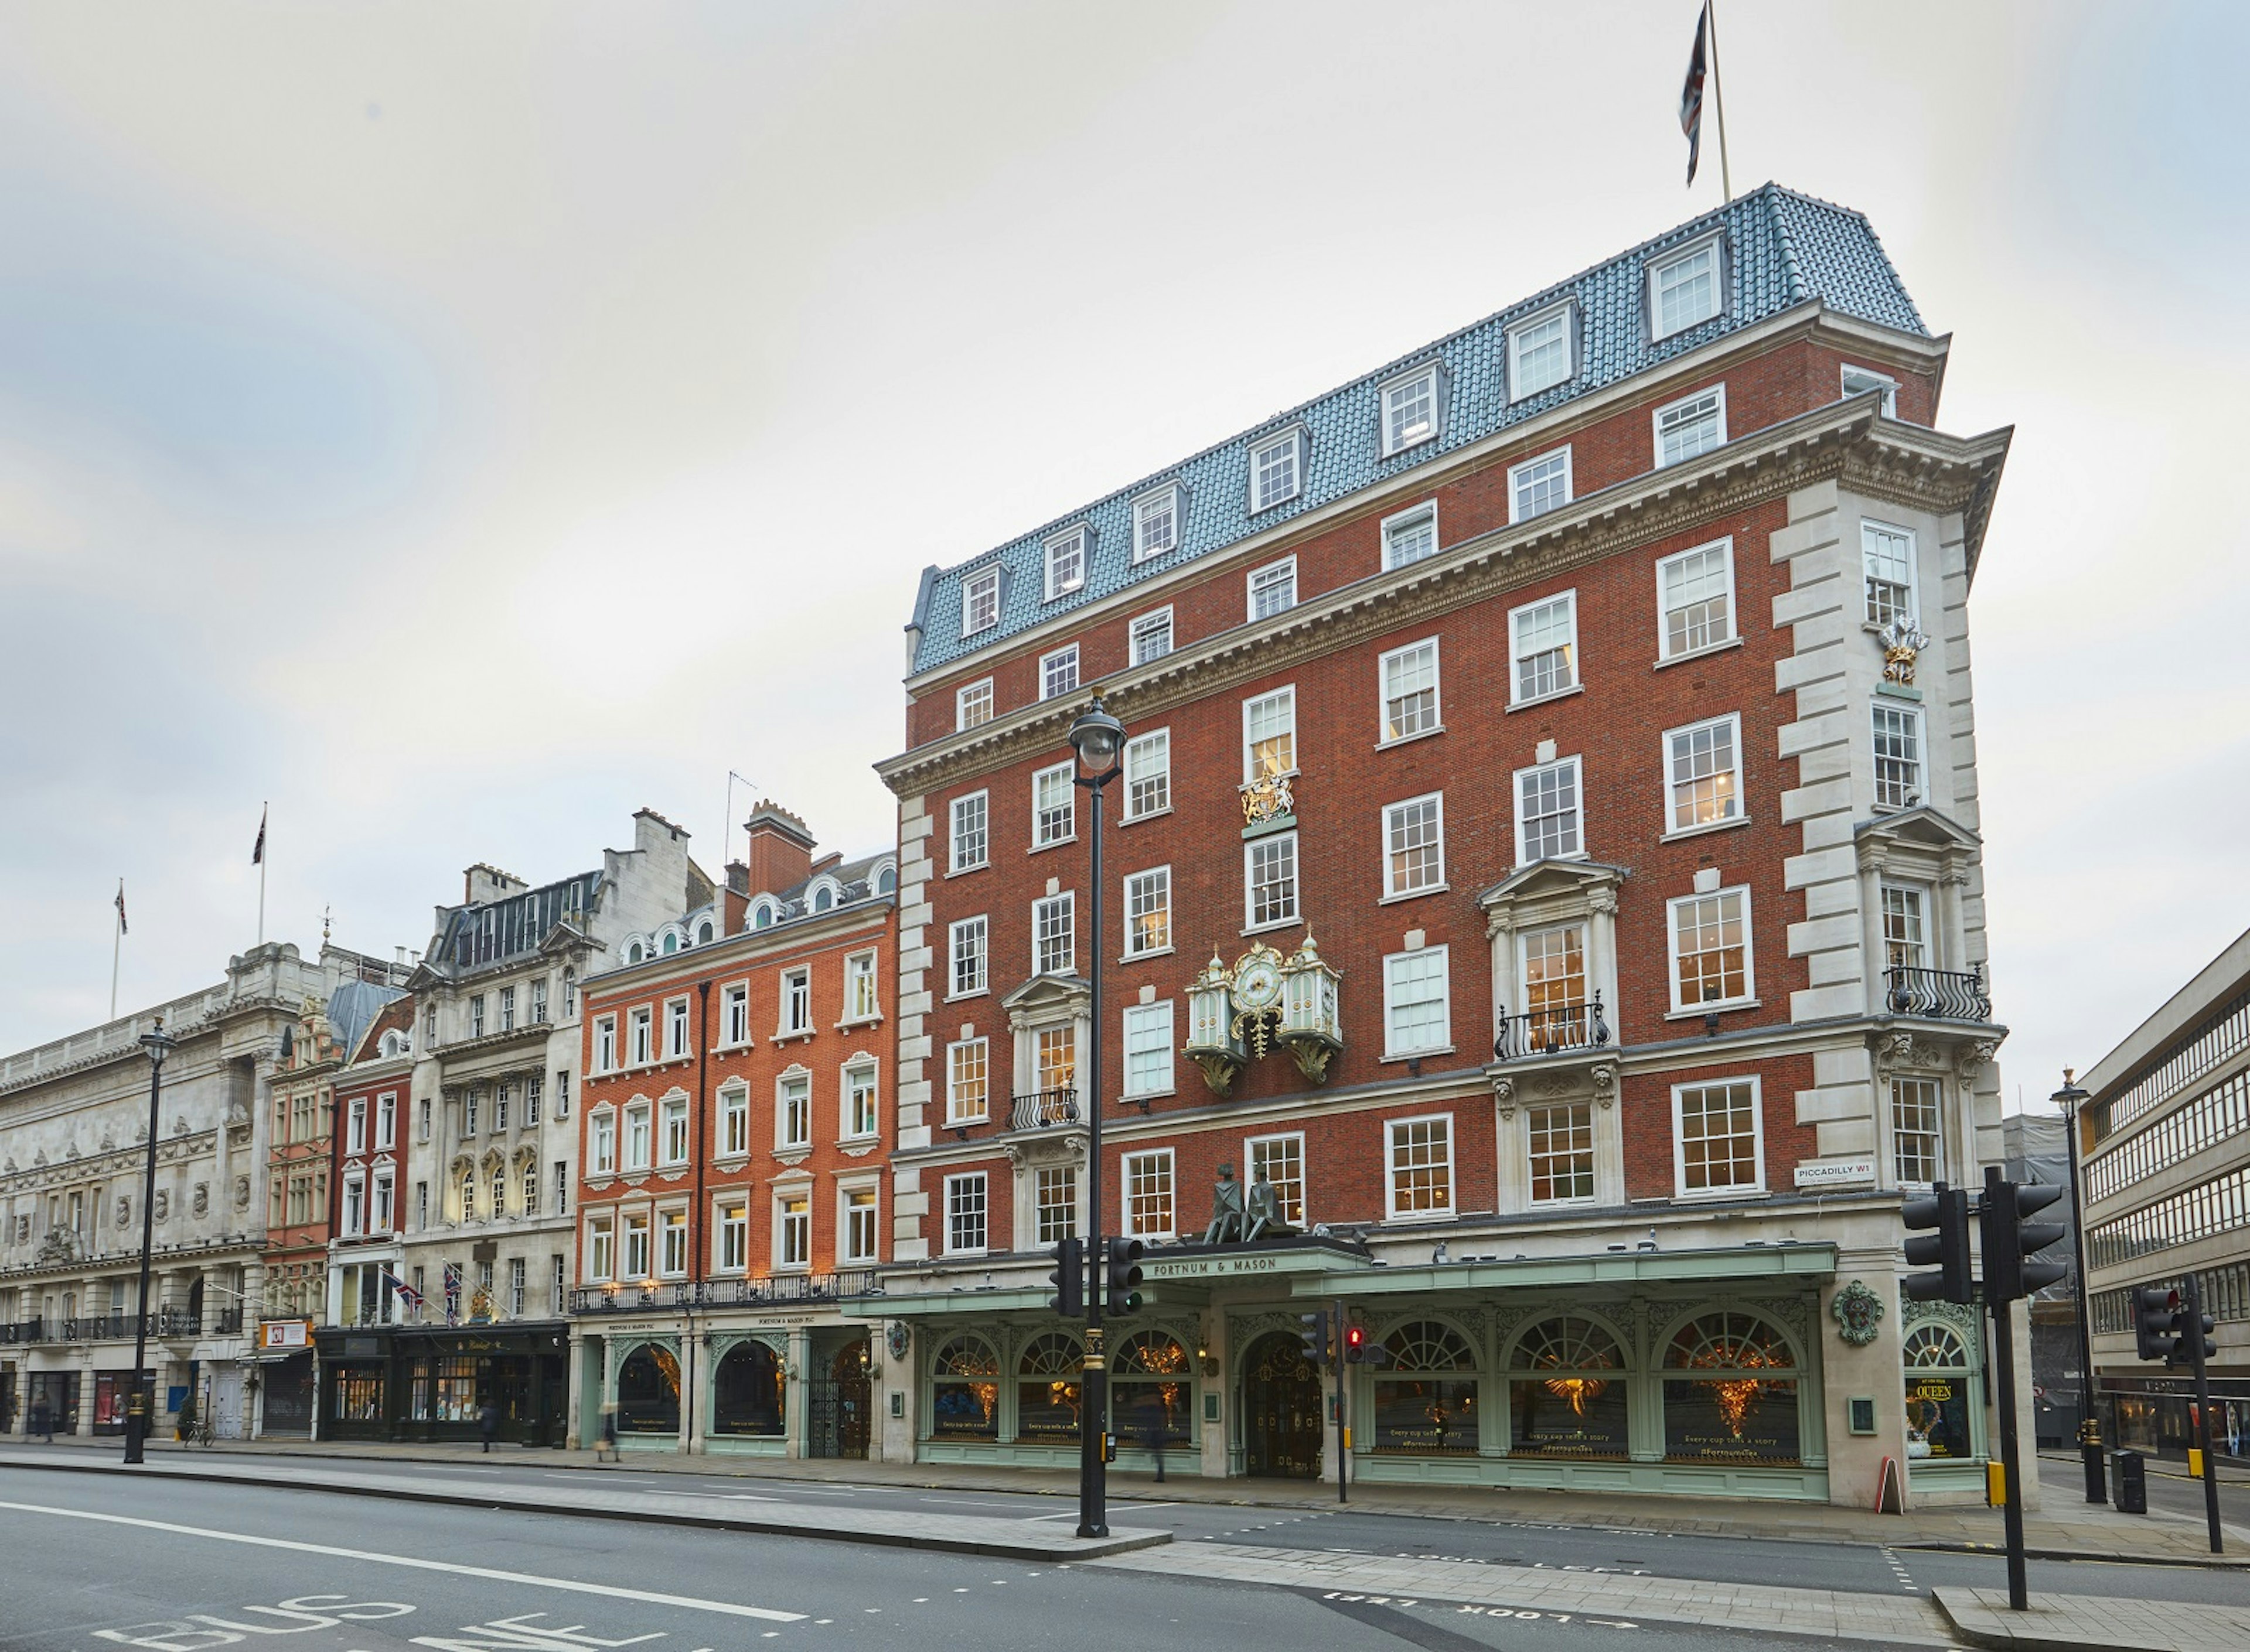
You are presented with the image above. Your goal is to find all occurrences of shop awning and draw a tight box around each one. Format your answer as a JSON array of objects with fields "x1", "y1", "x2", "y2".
[{"x1": 1292, "y1": 1241, "x2": 1838, "y2": 1298}]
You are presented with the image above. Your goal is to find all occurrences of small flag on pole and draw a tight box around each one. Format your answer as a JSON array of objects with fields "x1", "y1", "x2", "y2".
[
  {"x1": 384, "y1": 1270, "x2": 424, "y2": 1311},
  {"x1": 251, "y1": 804, "x2": 268, "y2": 866},
  {"x1": 115, "y1": 882, "x2": 128, "y2": 936},
  {"x1": 1680, "y1": 2, "x2": 1710, "y2": 185}
]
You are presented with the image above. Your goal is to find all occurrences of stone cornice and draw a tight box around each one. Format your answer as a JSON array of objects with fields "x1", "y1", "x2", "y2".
[{"x1": 878, "y1": 399, "x2": 2012, "y2": 800}]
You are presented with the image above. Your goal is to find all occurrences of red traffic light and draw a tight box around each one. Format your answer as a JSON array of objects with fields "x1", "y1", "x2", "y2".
[{"x1": 1344, "y1": 1324, "x2": 1365, "y2": 1353}]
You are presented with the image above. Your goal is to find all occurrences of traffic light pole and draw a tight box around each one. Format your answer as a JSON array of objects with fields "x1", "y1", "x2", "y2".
[
  {"x1": 1988, "y1": 1281, "x2": 2030, "y2": 1611},
  {"x1": 1334, "y1": 1304, "x2": 1348, "y2": 1506},
  {"x1": 2185, "y1": 1273, "x2": 2223, "y2": 1556},
  {"x1": 1078, "y1": 774, "x2": 1109, "y2": 1541}
]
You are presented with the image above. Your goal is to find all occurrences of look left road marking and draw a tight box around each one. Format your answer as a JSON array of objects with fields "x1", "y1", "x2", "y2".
[{"x1": 0, "y1": 1500, "x2": 804, "y2": 1624}]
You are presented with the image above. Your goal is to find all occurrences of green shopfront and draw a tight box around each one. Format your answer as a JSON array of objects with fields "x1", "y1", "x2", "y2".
[{"x1": 312, "y1": 1323, "x2": 570, "y2": 1445}]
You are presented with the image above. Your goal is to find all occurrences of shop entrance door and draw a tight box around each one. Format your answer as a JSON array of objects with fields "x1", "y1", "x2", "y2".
[
  {"x1": 1241, "y1": 1333, "x2": 1322, "y2": 1479},
  {"x1": 809, "y1": 1338, "x2": 871, "y2": 1459}
]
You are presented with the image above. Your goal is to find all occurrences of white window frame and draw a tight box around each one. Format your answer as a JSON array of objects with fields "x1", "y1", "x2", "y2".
[
  {"x1": 719, "y1": 982, "x2": 749, "y2": 1048},
  {"x1": 1132, "y1": 484, "x2": 1181, "y2": 561},
  {"x1": 660, "y1": 1093, "x2": 690, "y2": 1166},
  {"x1": 623, "y1": 1214, "x2": 652, "y2": 1279},
  {"x1": 1242, "y1": 685, "x2": 1297, "y2": 782},
  {"x1": 1123, "y1": 728, "x2": 1170, "y2": 821},
  {"x1": 844, "y1": 950, "x2": 881, "y2": 1023},
  {"x1": 587, "y1": 1217, "x2": 616, "y2": 1282},
  {"x1": 1378, "y1": 636, "x2": 1442, "y2": 746},
  {"x1": 1043, "y1": 524, "x2": 1088, "y2": 601},
  {"x1": 946, "y1": 1036, "x2": 990, "y2": 1125},
  {"x1": 956, "y1": 678, "x2": 995, "y2": 731},
  {"x1": 1513, "y1": 755, "x2": 1584, "y2": 865},
  {"x1": 1246, "y1": 1131, "x2": 1307, "y2": 1228},
  {"x1": 1032, "y1": 891, "x2": 1075, "y2": 977},
  {"x1": 665, "y1": 996, "x2": 690, "y2": 1060},
  {"x1": 1872, "y1": 702, "x2": 1924, "y2": 812},
  {"x1": 949, "y1": 913, "x2": 988, "y2": 999},
  {"x1": 717, "y1": 1201, "x2": 748, "y2": 1273},
  {"x1": 1662, "y1": 712, "x2": 1744, "y2": 835},
  {"x1": 1122, "y1": 999, "x2": 1175, "y2": 1098},
  {"x1": 623, "y1": 1103, "x2": 652, "y2": 1172},
  {"x1": 840, "y1": 1183, "x2": 881, "y2": 1264},
  {"x1": 1654, "y1": 384, "x2": 1728, "y2": 468},
  {"x1": 346, "y1": 1097, "x2": 366, "y2": 1155},
  {"x1": 1032, "y1": 760, "x2": 1076, "y2": 848},
  {"x1": 1121, "y1": 1147, "x2": 1177, "y2": 1240},
  {"x1": 1380, "y1": 499, "x2": 1438, "y2": 570},
  {"x1": 1655, "y1": 537, "x2": 1737, "y2": 661},
  {"x1": 1382, "y1": 944, "x2": 1452, "y2": 1059},
  {"x1": 773, "y1": 1191, "x2": 812, "y2": 1271},
  {"x1": 1880, "y1": 881, "x2": 1932, "y2": 972},
  {"x1": 658, "y1": 1208, "x2": 690, "y2": 1278},
  {"x1": 943, "y1": 1171, "x2": 989, "y2": 1256},
  {"x1": 963, "y1": 566, "x2": 1001, "y2": 635},
  {"x1": 780, "y1": 968, "x2": 812, "y2": 1035},
  {"x1": 948, "y1": 790, "x2": 989, "y2": 875},
  {"x1": 1248, "y1": 426, "x2": 1305, "y2": 513},
  {"x1": 374, "y1": 1093, "x2": 396, "y2": 1151},
  {"x1": 1861, "y1": 520, "x2": 1919, "y2": 627},
  {"x1": 1841, "y1": 363, "x2": 1900, "y2": 418},
  {"x1": 1247, "y1": 555, "x2": 1298, "y2": 622},
  {"x1": 1385, "y1": 1112, "x2": 1455, "y2": 1220},
  {"x1": 629, "y1": 1006, "x2": 653, "y2": 1067},
  {"x1": 843, "y1": 1059, "x2": 880, "y2": 1141},
  {"x1": 1508, "y1": 446, "x2": 1573, "y2": 524},
  {"x1": 1129, "y1": 607, "x2": 1174, "y2": 666},
  {"x1": 1666, "y1": 885, "x2": 1757, "y2": 1012},
  {"x1": 1671, "y1": 1076, "x2": 1767, "y2": 1198},
  {"x1": 718, "y1": 1081, "x2": 749, "y2": 1158},
  {"x1": 1123, "y1": 865, "x2": 1172, "y2": 960},
  {"x1": 1379, "y1": 364, "x2": 1440, "y2": 456},
  {"x1": 589, "y1": 1110, "x2": 616, "y2": 1176},
  {"x1": 1506, "y1": 301, "x2": 1574, "y2": 400},
  {"x1": 1648, "y1": 235, "x2": 1724, "y2": 340},
  {"x1": 1382, "y1": 792, "x2": 1447, "y2": 899},
  {"x1": 594, "y1": 1016, "x2": 618, "y2": 1074},
  {"x1": 1508, "y1": 590, "x2": 1579, "y2": 705},
  {"x1": 776, "y1": 1069, "x2": 812, "y2": 1151},
  {"x1": 1243, "y1": 831, "x2": 1300, "y2": 932},
  {"x1": 1039, "y1": 644, "x2": 1080, "y2": 702}
]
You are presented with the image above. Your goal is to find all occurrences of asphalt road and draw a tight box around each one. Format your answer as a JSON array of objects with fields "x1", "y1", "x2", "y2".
[{"x1": 0, "y1": 1467, "x2": 1854, "y2": 1652}]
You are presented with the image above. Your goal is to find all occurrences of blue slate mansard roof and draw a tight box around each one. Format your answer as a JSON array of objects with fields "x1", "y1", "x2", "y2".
[{"x1": 906, "y1": 184, "x2": 1928, "y2": 678}]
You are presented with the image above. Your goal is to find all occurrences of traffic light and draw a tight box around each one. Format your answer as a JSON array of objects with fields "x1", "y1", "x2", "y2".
[
  {"x1": 2133, "y1": 1285, "x2": 2177, "y2": 1362},
  {"x1": 1046, "y1": 1237, "x2": 1083, "y2": 1318},
  {"x1": 1104, "y1": 1238, "x2": 1146, "y2": 1316},
  {"x1": 1902, "y1": 1182, "x2": 1973, "y2": 1303},
  {"x1": 1298, "y1": 1309, "x2": 1332, "y2": 1368},
  {"x1": 1982, "y1": 1173, "x2": 2068, "y2": 1303},
  {"x1": 1342, "y1": 1322, "x2": 1366, "y2": 1363},
  {"x1": 2171, "y1": 1295, "x2": 2218, "y2": 1368}
]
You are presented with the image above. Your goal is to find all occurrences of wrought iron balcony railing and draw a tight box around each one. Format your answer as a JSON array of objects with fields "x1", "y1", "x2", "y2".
[
  {"x1": 1010, "y1": 1087, "x2": 1082, "y2": 1132},
  {"x1": 568, "y1": 1271, "x2": 881, "y2": 1316},
  {"x1": 1493, "y1": 994, "x2": 1611, "y2": 1061},
  {"x1": 1884, "y1": 964, "x2": 1991, "y2": 1022},
  {"x1": 0, "y1": 1318, "x2": 42, "y2": 1344}
]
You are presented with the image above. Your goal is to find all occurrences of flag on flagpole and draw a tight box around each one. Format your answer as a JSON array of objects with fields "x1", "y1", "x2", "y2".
[
  {"x1": 251, "y1": 804, "x2": 268, "y2": 866},
  {"x1": 1680, "y1": 2, "x2": 1710, "y2": 185},
  {"x1": 383, "y1": 1270, "x2": 425, "y2": 1311},
  {"x1": 115, "y1": 882, "x2": 128, "y2": 936}
]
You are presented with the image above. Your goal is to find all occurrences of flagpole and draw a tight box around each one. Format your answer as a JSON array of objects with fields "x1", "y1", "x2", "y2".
[
  {"x1": 257, "y1": 801, "x2": 268, "y2": 946},
  {"x1": 111, "y1": 879, "x2": 124, "y2": 1021},
  {"x1": 1707, "y1": 0, "x2": 1734, "y2": 202}
]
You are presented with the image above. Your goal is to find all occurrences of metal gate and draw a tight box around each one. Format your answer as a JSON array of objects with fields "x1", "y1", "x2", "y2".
[
  {"x1": 808, "y1": 1338, "x2": 871, "y2": 1459},
  {"x1": 1242, "y1": 1332, "x2": 1322, "y2": 1478}
]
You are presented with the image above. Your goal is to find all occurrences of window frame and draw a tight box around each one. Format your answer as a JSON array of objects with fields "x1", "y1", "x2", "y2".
[
  {"x1": 1653, "y1": 384, "x2": 1729, "y2": 468},
  {"x1": 1647, "y1": 234, "x2": 1725, "y2": 340},
  {"x1": 1380, "y1": 499, "x2": 1438, "y2": 570},
  {"x1": 1243, "y1": 830, "x2": 1300, "y2": 933},
  {"x1": 1840, "y1": 363, "x2": 1900, "y2": 418},
  {"x1": 948, "y1": 913, "x2": 988, "y2": 999},
  {"x1": 660, "y1": 1093, "x2": 690, "y2": 1166},
  {"x1": 1245, "y1": 1130, "x2": 1307, "y2": 1228},
  {"x1": 1385, "y1": 1112, "x2": 1456, "y2": 1221},
  {"x1": 1506, "y1": 300, "x2": 1575, "y2": 400},
  {"x1": 1507, "y1": 446, "x2": 1573, "y2": 524},
  {"x1": 780, "y1": 967, "x2": 812, "y2": 1035},
  {"x1": 1132, "y1": 484, "x2": 1181, "y2": 562},
  {"x1": 1242, "y1": 685, "x2": 1298, "y2": 783},
  {"x1": 949, "y1": 790, "x2": 989, "y2": 874},
  {"x1": 1121, "y1": 1146, "x2": 1177, "y2": 1240},
  {"x1": 1861, "y1": 519, "x2": 1919, "y2": 628},
  {"x1": 1655, "y1": 537, "x2": 1737, "y2": 663},
  {"x1": 1031, "y1": 760, "x2": 1076, "y2": 849},
  {"x1": 1129, "y1": 606, "x2": 1174, "y2": 667},
  {"x1": 1248, "y1": 425, "x2": 1305, "y2": 513},
  {"x1": 1123, "y1": 865, "x2": 1172, "y2": 960},
  {"x1": 664, "y1": 996, "x2": 690, "y2": 1060},
  {"x1": 1666, "y1": 885, "x2": 1757, "y2": 1013},
  {"x1": 718, "y1": 1080, "x2": 750, "y2": 1159},
  {"x1": 773, "y1": 1190, "x2": 812, "y2": 1271},
  {"x1": 721, "y1": 982, "x2": 751, "y2": 1048},
  {"x1": 1032, "y1": 891, "x2": 1075, "y2": 977},
  {"x1": 1122, "y1": 999, "x2": 1176, "y2": 1099},
  {"x1": 1382, "y1": 944, "x2": 1453, "y2": 1060},
  {"x1": 775, "y1": 1069, "x2": 813, "y2": 1152},
  {"x1": 1379, "y1": 364, "x2": 1441, "y2": 456},
  {"x1": 943, "y1": 1171, "x2": 989, "y2": 1257},
  {"x1": 1513, "y1": 753, "x2": 1585, "y2": 866},
  {"x1": 1382, "y1": 791, "x2": 1447, "y2": 899},
  {"x1": 1508, "y1": 589, "x2": 1579, "y2": 706},
  {"x1": 946, "y1": 1036, "x2": 990, "y2": 1125},
  {"x1": 1123, "y1": 728, "x2": 1171, "y2": 821},
  {"x1": 1526, "y1": 1098, "x2": 1597, "y2": 1207},
  {"x1": 1871, "y1": 701, "x2": 1924, "y2": 813},
  {"x1": 843, "y1": 1059, "x2": 881, "y2": 1141},
  {"x1": 841, "y1": 1182, "x2": 881, "y2": 1264},
  {"x1": 1042, "y1": 525, "x2": 1088, "y2": 602},
  {"x1": 1671, "y1": 1076, "x2": 1767, "y2": 1198},
  {"x1": 1039, "y1": 644, "x2": 1080, "y2": 702},
  {"x1": 1662, "y1": 712, "x2": 1744, "y2": 837},
  {"x1": 956, "y1": 678, "x2": 996, "y2": 731},
  {"x1": 962, "y1": 566, "x2": 1001, "y2": 636},
  {"x1": 717, "y1": 1200, "x2": 749, "y2": 1274},
  {"x1": 1246, "y1": 555, "x2": 1298, "y2": 622},
  {"x1": 594, "y1": 1016, "x2": 618, "y2": 1074},
  {"x1": 1378, "y1": 636, "x2": 1442, "y2": 747},
  {"x1": 843, "y1": 950, "x2": 881, "y2": 1024}
]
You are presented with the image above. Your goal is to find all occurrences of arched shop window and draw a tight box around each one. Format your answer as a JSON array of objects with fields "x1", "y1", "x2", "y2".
[
  {"x1": 1661, "y1": 1311, "x2": 1800, "y2": 1464},
  {"x1": 616, "y1": 1344, "x2": 680, "y2": 1435},
  {"x1": 930, "y1": 1334, "x2": 1000, "y2": 1439},
  {"x1": 1109, "y1": 1330, "x2": 1192, "y2": 1448},
  {"x1": 1902, "y1": 1322, "x2": 1973, "y2": 1462},
  {"x1": 712, "y1": 1341, "x2": 786, "y2": 1436},
  {"x1": 1508, "y1": 1315, "x2": 1628, "y2": 1459},
  {"x1": 1373, "y1": 1319, "x2": 1479, "y2": 1455},
  {"x1": 1017, "y1": 1331, "x2": 1083, "y2": 1441}
]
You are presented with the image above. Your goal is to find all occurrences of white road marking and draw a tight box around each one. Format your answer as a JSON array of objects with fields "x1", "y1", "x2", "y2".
[
  {"x1": 0, "y1": 1500, "x2": 804, "y2": 1623},
  {"x1": 919, "y1": 1497, "x2": 1020, "y2": 1509}
]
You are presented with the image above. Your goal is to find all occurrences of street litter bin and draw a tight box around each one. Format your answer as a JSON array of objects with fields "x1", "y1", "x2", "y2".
[{"x1": 2112, "y1": 1449, "x2": 2147, "y2": 1514}]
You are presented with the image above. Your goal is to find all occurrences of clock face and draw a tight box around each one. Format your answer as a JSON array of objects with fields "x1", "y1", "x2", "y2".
[{"x1": 1233, "y1": 957, "x2": 1283, "y2": 1012}]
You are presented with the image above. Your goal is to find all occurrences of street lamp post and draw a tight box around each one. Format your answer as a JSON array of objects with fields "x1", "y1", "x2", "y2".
[
  {"x1": 125, "y1": 1017, "x2": 178, "y2": 1465},
  {"x1": 1068, "y1": 697, "x2": 1126, "y2": 1540},
  {"x1": 2051, "y1": 1070, "x2": 2104, "y2": 1503}
]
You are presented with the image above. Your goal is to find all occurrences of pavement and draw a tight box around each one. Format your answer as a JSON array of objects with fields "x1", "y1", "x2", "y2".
[{"x1": 1935, "y1": 1586, "x2": 2250, "y2": 1652}]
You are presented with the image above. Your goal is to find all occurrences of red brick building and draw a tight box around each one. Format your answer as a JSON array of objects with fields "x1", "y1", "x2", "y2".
[
  {"x1": 569, "y1": 804, "x2": 895, "y2": 1458},
  {"x1": 871, "y1": 189, "x2": 2019, "y2": 1506}
]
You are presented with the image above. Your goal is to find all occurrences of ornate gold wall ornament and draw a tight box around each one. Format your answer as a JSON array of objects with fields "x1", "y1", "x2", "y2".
[
  {"x1": 1879, "y1": 615, "x2": 1929, "y2": 685},
  {"x1": 1240, "y1": 773, "x2": 1295, "y2": 828}
]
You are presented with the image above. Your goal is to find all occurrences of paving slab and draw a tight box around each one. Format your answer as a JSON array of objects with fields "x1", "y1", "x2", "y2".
[
  {"x1": 1935, "y1": 1586, "x2": 2250, "y2": 1652},
  {"x1": 0, "y1": 1447, "x2": 1167, "y2": 1562}
]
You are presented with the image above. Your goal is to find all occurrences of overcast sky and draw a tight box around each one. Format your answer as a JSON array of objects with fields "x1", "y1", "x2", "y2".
[{"x1": 4, "y1": 2, "x2": 2245, "y2": 1108}]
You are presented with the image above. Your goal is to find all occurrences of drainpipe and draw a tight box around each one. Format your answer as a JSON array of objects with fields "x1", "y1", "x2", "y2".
[{"x1": 680, "y1": 977, "x2": 712, "y2": 1455}]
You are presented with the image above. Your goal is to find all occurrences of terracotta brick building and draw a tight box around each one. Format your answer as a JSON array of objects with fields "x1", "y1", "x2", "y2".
[
  {"x1": 870, "y1": 187, "x2": 2020, "y2": 1506},
  {"x1": 570, "y1": 804, "x2": 895, "y2": 1458}
]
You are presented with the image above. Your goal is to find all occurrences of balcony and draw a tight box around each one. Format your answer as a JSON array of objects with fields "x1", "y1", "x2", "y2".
[
  {"x1": 0, "y1": 1319, "x2": 42, "y2": 1344},
  {"x1": 1492, "y1": 994, "x2": 1611, "y2": 1061},
  {"x1": 1884, "y1": 965, "x2": 1991, "y2": 1022},
  {"x1": 1010, "y1": 1088, "x2": 1081, "y2": 1132},
  {"x1": 568, "y1": 1271, "x2": 880, "y2": 1316}
]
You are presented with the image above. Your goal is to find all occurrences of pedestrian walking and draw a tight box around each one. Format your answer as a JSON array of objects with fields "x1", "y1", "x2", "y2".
[
  {"x1": 595, "y1": 1401, "x2": 619, "y2": 1463},
  {"x1": 29, "y1": 1398, "x2": 52, "y2": 1442},
  {"x1": 479, "y1": 1399, "x2": 499, "y2": 1453},
  {"x1": 1141, "y1": 1392, "x2": 1167, "y2": 1484}
]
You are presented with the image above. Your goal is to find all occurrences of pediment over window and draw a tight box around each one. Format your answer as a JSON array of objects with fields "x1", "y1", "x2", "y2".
[
  {"x1": 1478, "y1": 859, "x2": 1627, "y2": 937},
  {"x1": 1855, "y1": 805, "x2": 1979, "y2": 881},
  {"x1": 1001, "y1": 973, "x2": 1090, "y2": 1029}
]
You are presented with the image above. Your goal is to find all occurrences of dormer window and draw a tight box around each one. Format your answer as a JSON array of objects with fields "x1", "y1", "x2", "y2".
[
  {"x1": 1044, "y1": 527, "x2": 1088, "y2": 602},
  {"x1": 1249, "y1": 427, "x2": 1305, "y2": 513},
  {"x1": 1508, "y1": 302, "x2": 1574, "y2": 400},
  {"x1": 1133, "y1": 486, "x2": 1180, "y2": 561},
  {"x1": 1841, "y1": 364, "x2": 1900, "y2": 418},
  {"x1": 1380, "y1": 367, "x2": 1439, "y2": 456},
  {"x1": 963, "y1": 566, "x2": 1001, "y2": 635},
  {"x1": 1649, "y1": 236, "x2": 1724, "y2": 340},
  {"x1": 812, "y1": 883, "x2": 834, "y2": 913}
]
